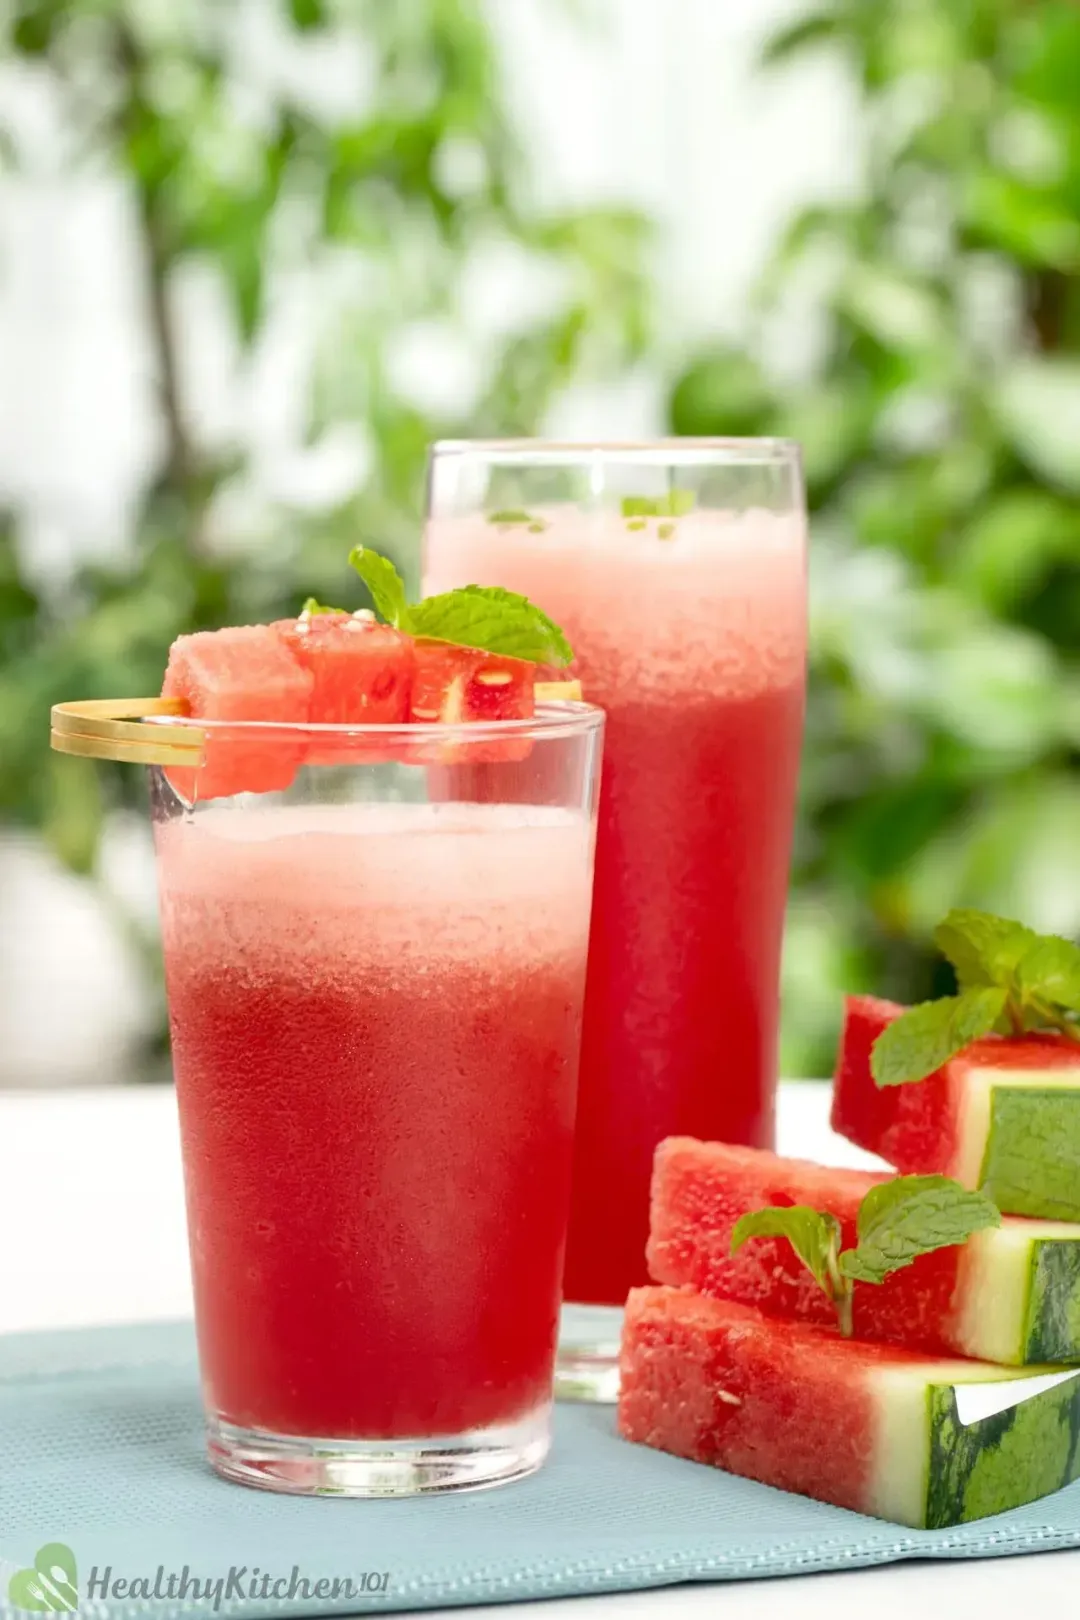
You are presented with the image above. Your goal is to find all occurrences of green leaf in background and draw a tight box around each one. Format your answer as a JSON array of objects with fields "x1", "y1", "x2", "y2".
[
  {"x1": 408, "y1": 584, "x2": 574, "y2": 666},
  {"x1": 841, "y1": 1176, "x2": 1001, "y2": 1284},
  {"x1": 730, "y1": 1205, "x2": 842, "y2": 1292},
  {"x1": 996, "y1": 361, "x2": 1080, "y2": 494},
  {"x1": 348, "y1": 548, "x2": 410, "y2": 628},
  {"x1": 870, "y1": 987, "x2": 1009, "y2": 1086},
  {"x1": 933, "y1": 910, "x2": 1039, "y2": 990}
]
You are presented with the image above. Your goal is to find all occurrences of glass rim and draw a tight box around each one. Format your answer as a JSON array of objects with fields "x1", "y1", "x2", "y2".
[
  {"x1": 146, "y1": 698, "x2": 604, "y2": 745},
  {"x1": 430, "y1": 436, "x2": 800, "y2": 466}
]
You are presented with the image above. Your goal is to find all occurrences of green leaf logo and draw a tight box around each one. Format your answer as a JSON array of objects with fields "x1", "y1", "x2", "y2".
[{"x1": 8, "y1": 1544, "x2": 78, "y2": 1612}]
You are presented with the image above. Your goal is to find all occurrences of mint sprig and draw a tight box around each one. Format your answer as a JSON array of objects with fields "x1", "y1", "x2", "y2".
[
  {"x1": 871, "y1": 909, "x2": 1080, "y2": 1087},
  {"x1": 731, "y1": 1176, "x2": 1000, "y2": 1337},
  {"x1": 347, "y1": 546, "x2": 573, "y2": 667},
  {"x1": 300, "y1": 597, "x2": 345, "y2": 616}
]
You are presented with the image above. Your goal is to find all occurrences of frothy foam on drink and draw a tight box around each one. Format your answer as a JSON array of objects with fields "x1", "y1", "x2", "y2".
[
  {"x1": 156, "y1": 801, "x2": 593, "y2": 983},
  {"x1": 424, "y1": 507, "x2": 806, "y2": 704}
]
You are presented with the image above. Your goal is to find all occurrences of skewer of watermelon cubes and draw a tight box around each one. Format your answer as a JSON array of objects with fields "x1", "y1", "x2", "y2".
[
  {"x1": 157, "y1": 546, "x2": 576, "y2": 800},
  {"x1": 619, "y1": 912, "x2": 1080, "y2": 1527}
]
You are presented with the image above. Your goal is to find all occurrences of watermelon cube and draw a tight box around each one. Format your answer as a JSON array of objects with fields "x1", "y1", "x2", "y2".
[
  {"x1": 410, "y1": 640, "x2": 535, "y2": 762},
  {"x1": 274, "y1": 612, "x2": 414, "y2": 765},
  {"x1": 832, "y1": 995, "x2": 1080, "y2": 1220},
  {"x1": 619, "y1": 1288, "x2": 1080, "y2": 1528},
  {"x1": 162, "y1": 627, "x2": 313, "y2": 801},
  {"x1": 648, "y1": 1137, "x2": 1080, "y2": 1365},
  {"x1": 274, "y1": 613, "x2": 413, "y2": 725}
]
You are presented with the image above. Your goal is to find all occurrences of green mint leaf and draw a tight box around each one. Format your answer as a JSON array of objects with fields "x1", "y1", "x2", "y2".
[
  {"x1": 933, "y1": 909, "x2": 1038, "y2": 990},
  {"x1": 301, "y1": 597, "x2": 345, "y2": 616},
  {"x1": 487, "y1": 508, "x2": 535, "y2": 525},
  {"x1": 348, "y1": 547, "x2": 410, "y2": 628},
  {"x1": 407, "y1": 584, "x2": 573, "y2": 666},
  {"x1": 871, "y1": 987, "x2": 1008, "y2": 1086},
  {"x1": 620, "y1": 491, "x2": 695, "y2": 519},
  {"x1": 840, "y1": 1175, "x2": 1000, "y2": 1285},
  {"x1": 730, "y1": 1205, "x2": 841, "y2": 1293},
  {"x1": 1015, "y1": 935, "x2": 1080, "y2": 1016}
]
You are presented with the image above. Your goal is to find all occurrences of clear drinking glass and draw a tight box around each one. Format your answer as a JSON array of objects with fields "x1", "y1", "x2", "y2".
[
  {"x1": 424, "y1": 441, "x2": 807, "y2": 1400},
  {"x1": 150, "y1": 705, "x2": 603, "y2": 1494}
]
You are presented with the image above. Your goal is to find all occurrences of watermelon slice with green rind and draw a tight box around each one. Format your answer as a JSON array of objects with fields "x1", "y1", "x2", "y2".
[
  {"x1": 619, "y1": 1287, "x2": 1080, "y2": 1528},
  {"x1": 832, "y1": 995, "x2": 1080, "y2": 1220},
  {"x1": 649, "y1": 1136, "x2": 1080, "y2": 1365}
]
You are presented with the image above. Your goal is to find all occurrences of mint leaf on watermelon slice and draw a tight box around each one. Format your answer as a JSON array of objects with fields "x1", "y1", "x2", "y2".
[
  {"x1": 869, "y1": 987, "x2": 1008, "y2": 1087},
  {"x1": 840, "y1": 1175, "x2": 1000, "y2": 1286},
  {"x1": 730, "y1": 1206, "x2": 841, "y2": 1294},
  {"x1": 300, "y1": 597, "x2": 347, "y2": 616},
  {"x1": 871, "y1": 911, "x2": 1080, "y2": 1087},
  {"x1": 934, "y1": 910, "x2": 1038, "y2": 992},
  {"x1": 732, "y1": 1176, "x2": 1001, "y2": 1338},
  {"x1": 349, "y1": 547, "x2": 410, "y2": 628}
]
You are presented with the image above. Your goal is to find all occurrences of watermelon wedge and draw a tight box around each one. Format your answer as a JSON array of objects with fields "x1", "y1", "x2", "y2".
[
  {"x1": 619, "y1": 1288, "x2": 1080, "y2": 1528},
  {"x1": 162, "y1": 628, "x2": 313, "y2": 801},
  {"x1": 832, "y1": 995, "x2": 1080, "y2": 1220},
  {"x1": 648, "y1": 1137, "x2": 1080, "y2": 1365}
]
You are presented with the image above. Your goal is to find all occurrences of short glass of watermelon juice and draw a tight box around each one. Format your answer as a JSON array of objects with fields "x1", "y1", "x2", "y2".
[{"x1": 149, "y1": 698, "x2": 604, "y2": 1496}]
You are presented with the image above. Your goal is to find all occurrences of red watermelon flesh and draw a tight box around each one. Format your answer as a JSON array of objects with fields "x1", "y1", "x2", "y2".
[
  {"x1": 646, "y1": 1137, "x2": 1080, "y2": 1365},
  {"x1": 274, "y1": 614, "x2": 413, "y2": 724},
  {"x1": 162, "y1": 627, "x2": 313, "y2": 800},
  {"x1": 618, "y1": 1287, "x2": 1080, "y2": 1527},
  {"x1": 410, "y1": 640, "x2": 535, "y2": 762},
  {"x1": 274, "y1": 612, "x2": 414, "y2": 765},
  {"x1": 831, "y1": 995, "x2": 1080, "y2": 1213}
]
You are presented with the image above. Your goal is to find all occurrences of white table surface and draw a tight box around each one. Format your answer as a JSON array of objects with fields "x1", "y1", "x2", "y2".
[{"x1": 0, "y1": 1082, "x2": 1075, "y2": 1612}]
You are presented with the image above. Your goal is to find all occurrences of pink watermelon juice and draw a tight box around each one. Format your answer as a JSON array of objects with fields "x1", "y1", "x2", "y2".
[
  {"x1": 156, "y1": 799, "x2": 594, "y2": 1440},
  {"x1": 424, "y1": 505, "x2": 806, "y2": 1304}
]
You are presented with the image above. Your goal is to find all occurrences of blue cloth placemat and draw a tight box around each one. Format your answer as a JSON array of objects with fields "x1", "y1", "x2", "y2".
[{"x1": 1, "y1": 1322, "x2": 1079, "y2": 1618}]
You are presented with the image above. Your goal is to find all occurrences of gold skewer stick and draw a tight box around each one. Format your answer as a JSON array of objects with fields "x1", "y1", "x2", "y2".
[
  {"x1": 50, "y1": 684, "x2": 584, "y2": 767},
  {"x1": 50, "y1": 698, "x2": 202, "y2": 748},
  {"x1": 534, "y1": 680, "x2": 583, "y2": 703},
  {"x1": 50, "y1": 731, "x2": 204, "y2": 767},
  {"x1": 50, "y1": 699, "x2": 204, "y2": 766}
]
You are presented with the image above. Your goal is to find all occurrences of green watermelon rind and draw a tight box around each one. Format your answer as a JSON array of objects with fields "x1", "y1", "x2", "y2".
[
  {"x1": 978, "y1": 1084, "x2": 1080, "y2": 1222},
  {"x1": 924, "y1": 1375, "x2": 1080, "y2": 1528}
]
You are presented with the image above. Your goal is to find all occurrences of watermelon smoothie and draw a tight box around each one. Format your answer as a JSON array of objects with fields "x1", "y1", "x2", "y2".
[
  {"x1": 152, "y1": 715, "x2": 601, "y2": 1494},
  {"x1": 425, "y1": 456, "x2": 806, "y2": 1329}
]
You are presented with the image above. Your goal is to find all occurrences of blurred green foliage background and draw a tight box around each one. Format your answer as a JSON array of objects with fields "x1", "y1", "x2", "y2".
[{"x1": 1, "y1": 0, "x2": 1078, "y2": 1079}]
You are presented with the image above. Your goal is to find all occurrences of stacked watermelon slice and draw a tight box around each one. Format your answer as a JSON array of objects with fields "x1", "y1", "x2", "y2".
[{"x1": 619, "y1": 975, "x2": 1080, "y2": 1529}]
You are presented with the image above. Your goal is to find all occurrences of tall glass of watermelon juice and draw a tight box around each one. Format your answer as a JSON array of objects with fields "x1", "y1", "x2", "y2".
[
  {"x1": 424, "y1": 442, "x2": 806, "y2": 1397},
  {"x1": 151, "y1": 704, "x2": 603, "y2": 1493}
]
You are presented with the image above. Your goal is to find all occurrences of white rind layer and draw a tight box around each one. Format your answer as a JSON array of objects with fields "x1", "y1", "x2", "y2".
[
  {"x1": 954, "y1": 1218, "x2": 1080, "y2": 1364},
  {"x1": 952, "y1": 1066, "x2": 1080, "y2": 1187}
]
